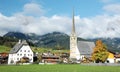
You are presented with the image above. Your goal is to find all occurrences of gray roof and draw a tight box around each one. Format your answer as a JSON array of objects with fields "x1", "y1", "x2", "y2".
[
  {"x1": 9, "y1": 40, "x2": 28, "y2": 54},
  {"x1": 77, "y1": 41, "x2": 95, "y2": 57}
]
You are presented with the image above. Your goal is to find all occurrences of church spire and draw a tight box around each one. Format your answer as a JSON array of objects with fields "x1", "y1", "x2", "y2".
[{"x1": 72, "y1": 8, "x2": 75, "y2": 34}]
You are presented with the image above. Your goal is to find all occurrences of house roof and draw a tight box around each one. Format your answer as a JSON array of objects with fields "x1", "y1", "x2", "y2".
[
  {"x1": 77, "y1": 41, "x2": 95, "y2": 57},
  {"x1": 9, "y1": 40, "x2": 28, "y2": 54}
]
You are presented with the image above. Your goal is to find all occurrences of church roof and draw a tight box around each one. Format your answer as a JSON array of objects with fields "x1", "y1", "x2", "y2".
[
  {"x1": 9, "y1": 40, "x2": 28, "y2": 54},
  {"x1": 77, "y1": 41, "x2": 95, "y2": 57}
]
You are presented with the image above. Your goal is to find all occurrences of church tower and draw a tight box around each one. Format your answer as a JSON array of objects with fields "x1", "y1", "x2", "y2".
[{"x1": 70, "y1": 10, "x2": 80, "y2": 60}]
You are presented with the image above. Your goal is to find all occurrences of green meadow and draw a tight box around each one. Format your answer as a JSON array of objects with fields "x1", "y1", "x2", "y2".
[
  {"x1": 0, "y1": 45, "x2": 10, "y2": 53},
  {"x1": 0, "y1": 64, "x2": 120, "y2": 72}
]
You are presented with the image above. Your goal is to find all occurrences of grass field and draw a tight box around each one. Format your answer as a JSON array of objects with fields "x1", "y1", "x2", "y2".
[
  {"x1": 0, "y1": 45, "x2": 69, "y2": 53},
  {"x1": 0, "y1": 45, "x2": 10, "y2": 53},
  {"x1": 0, "y1": 64, "x2": 120, "y2": 72}
]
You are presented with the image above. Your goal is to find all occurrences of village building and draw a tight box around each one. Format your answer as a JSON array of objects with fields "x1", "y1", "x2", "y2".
[
  {"x1": 41, "y1": 55, "x2": 60, "y2": 63},
  {"x1": 0, "y1": 52, "x2": 8, "y2": 64},
  {"x1": 106, "y1": 52, "x2": 120, "y2": 63},
  {"x1": 41, "y1": 51, "x2": 60, "y2": 63},
  {"x1": 77, "y1": 41, "x2": 95, "y2": 59},
  {"x1": 70, "y1": 10, "x2": 95, "y2": 61},
  {"x1": 114, "y1": 54, "x2": 120, "y2": 63},
  {"x1": 8, "y1": 40, "x2": 33, "y2": 64},
  {"x1": 106, "y1": 52, "x2": 115, "y2": 63}
]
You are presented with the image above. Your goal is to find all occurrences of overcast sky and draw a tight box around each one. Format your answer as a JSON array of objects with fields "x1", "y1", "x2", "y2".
[{"x1": 0, "y1": 0, "x2": 120, "y2": 38}]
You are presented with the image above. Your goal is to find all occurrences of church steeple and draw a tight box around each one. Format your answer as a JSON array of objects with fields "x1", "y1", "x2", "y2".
[
  {"x1": 72, "y1": 9, "x2": 76, "y2": 35},
  {"x1": 70, "y1": 9, "x2": 80, "y2": 60}
]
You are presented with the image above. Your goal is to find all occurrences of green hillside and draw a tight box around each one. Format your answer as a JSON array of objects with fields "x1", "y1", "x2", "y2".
[
  {"x1": 0, "y1": 45, "x2": 11, "y2": 53},
  {"x1": 0, "y1": 45, "x2": 69, "y2": 54},
  {"x1": 3, "y1": 32, "x2": 86, "y2": 50},
  {"x1": 2, "y1": 31, "x2": 120, "y2": 53}
]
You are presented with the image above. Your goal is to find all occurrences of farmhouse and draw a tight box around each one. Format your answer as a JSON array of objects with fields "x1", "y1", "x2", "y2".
[
  {"x1": 40, "y1": 52, "x2": 60, "y2": 64},
  {"x1": 114, "y1": 54, "x2": 120, "y2": 63},
  {"x1": 106, "y1": 52, "x2": 120, "y2": 63},
  {"x1": 41, "y1": 55, "x2": 60, "y2": 63},
  {"x1": 8, "y1": 40, "x2": 33, "y2": 64},
  {"x1": 106, "y1": 52, "x2": 115, "y2": 63},
  {"x1": 0, "y1": 52, "x2": 8, "y2": 64}
]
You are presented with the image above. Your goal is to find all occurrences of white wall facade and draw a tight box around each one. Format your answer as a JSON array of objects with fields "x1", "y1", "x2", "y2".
[
  {"x1": 107, "y1": 58, "x2": 115, "y2": 63},
  {"x1": 115, "y1": 58, "x2": 120, "y2": 63},
  {"x1": 75, "y1": 47, "x2": 81, "y2": 60},
  {"x1": 8, "y1": 45, "x2": 33, "y2": 64},
  {"x1": 70, "y1": 35, "x2": 80, "y2": 60}
]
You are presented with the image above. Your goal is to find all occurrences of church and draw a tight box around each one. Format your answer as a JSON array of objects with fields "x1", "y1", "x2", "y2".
[{"x1": 69, "y1": 10, "x2": 95, "y2": 61}]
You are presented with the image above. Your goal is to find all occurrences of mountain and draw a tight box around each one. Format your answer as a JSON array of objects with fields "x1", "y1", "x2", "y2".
[
  {"x1": 36, "y1": 32, "x2": 70, "y2": 49},
  {"x1": 4, "y1": 32, "x2": 28, "y2": 39},
  {"x1": 0, "y1": 36, "x2": 18, "y2": 47},
  {"x1": 3, "y1": 31, "x2": 120, "y2": 53},
  {"x1": 89, "y1": 38, "x2": 120, "y2": 53},
  {"x1": 3, "y1": 31, "x2": 86, "y2": 49}
]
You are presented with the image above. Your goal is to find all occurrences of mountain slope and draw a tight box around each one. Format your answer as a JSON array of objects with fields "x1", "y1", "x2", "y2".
[
  {"x1": 0, "y1": 36, "x2": 18, "y2": 47},
  {"x1": 89, "y1": 38, "x2": 120, "y2": 53},
  {"x1": 3, "y1": 32, "x2": 86, "y2": 49},
  {"x1": 3, "y1": 31, "x2": 120, "y2": 53},
  {"x1": 4, "y1": 32, "x2": 28, "y2": 39}
]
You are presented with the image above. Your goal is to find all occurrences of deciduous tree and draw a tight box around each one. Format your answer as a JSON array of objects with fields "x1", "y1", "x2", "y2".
[{"x1": 92, "y1": 40, "x2": 109, "y2": 63}]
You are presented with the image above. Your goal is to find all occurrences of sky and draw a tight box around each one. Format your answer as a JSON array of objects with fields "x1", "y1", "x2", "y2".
[{"x1": 0, "y1": 0, "x2": 120, "y2": 38}]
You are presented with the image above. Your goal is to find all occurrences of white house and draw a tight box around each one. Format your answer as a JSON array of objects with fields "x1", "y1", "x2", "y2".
[
  {"x1": 106, "y1": 52, "x2": 115, "y2": 63},
  {"x1": 8, "y1": 40, "x2": 33, "y2": 64},
  {"x1": 114, "y1": 54, "x2": 120, "y2": 63}
]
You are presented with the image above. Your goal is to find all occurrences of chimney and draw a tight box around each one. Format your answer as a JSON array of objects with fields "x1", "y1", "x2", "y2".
[{"x1": 18, "y1": 40, "x2": 21, "y2": 44}]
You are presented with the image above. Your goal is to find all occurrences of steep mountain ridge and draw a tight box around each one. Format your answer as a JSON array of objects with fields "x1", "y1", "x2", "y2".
[{"x1": 3, "y1": 31, "x2": 120, "y2": 53}]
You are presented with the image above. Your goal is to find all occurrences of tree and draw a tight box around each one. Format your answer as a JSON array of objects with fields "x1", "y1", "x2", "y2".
[{"x1": 92, "y1": 40, "x2": 109, "y2": 63}]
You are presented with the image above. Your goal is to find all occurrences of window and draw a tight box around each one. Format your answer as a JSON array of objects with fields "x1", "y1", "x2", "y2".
[
  {"x1": 28, "y1": 54, "x2": 29, "y2": 56},
  {"x1": 24, "y1": 50, "x2": 26, "y2": 52},
  {"x1": 17, "y1": 54, "x2": 19, "y2": 56},
  {"x1": 20, "y1": 50, "x2": 22, "y2": 52},
  {"x1": 20, "y1": 54, "x2": 22, "y2": 56},
  {"x1": 24, "y1": 54, "x2": 26, "y2": 56},
  {"x1": 28, "y1": 50, "x2": 30, "y2": 52},
  {"x1": 17, "y1": 58, "x2": 19, "y2": 60}
]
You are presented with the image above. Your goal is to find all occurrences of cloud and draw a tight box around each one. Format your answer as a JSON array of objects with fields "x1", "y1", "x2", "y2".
[
  {"x1": 0, "y1": 2, "x2": 120, "y2": 39},
  {"x1": 1, "y1": 12, "x2": 120, "y2": 38},
  {"x1": 18, "y1": 3, "x2": 45, "y2": 16},
  {"x1": 103, "y1": 3, "x2": 120, "y2": 14},
  {"x1": 0, "y1": 12, "x2": 72, "y2": 36}
]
